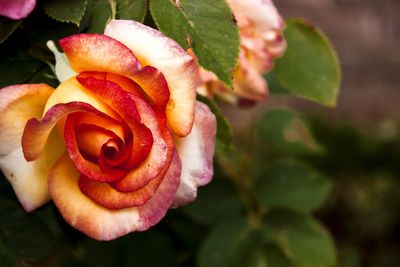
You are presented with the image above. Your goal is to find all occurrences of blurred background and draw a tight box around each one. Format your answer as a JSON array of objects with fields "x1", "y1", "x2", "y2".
[{"x1": 225, "y1": 1, "x2": 400, "y2": 266}]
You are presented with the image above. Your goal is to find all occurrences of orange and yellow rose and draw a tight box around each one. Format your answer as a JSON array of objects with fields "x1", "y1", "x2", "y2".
[
  {"x1": 0, "y1": 20, "x2": 216, "y2": 240},
  {"x1": 197, "y1": 0, "x2": 287, "y2": 105}
]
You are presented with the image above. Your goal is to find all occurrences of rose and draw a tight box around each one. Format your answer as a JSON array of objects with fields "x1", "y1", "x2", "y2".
[
  {"x1": 0, "y1": 20, "x2": 216, "y2": 240},
  {"x1": 197, "y1": 0, "x2": 287, "y2": 105},
  {"x1": 0, "y1": 0, "x2": 36, "y2": 20}
]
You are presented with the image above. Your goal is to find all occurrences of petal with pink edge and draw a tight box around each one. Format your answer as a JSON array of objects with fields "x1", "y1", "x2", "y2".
[
  {"x1": 0, "y1": 131, "x2": 64, "y2": 211},
  {"x1": 59, "y1": 34, "x2": 141, "y2": 77},
  {"x1": 105, "y1": 20, "x2": 198, "y2": 137},
  {"x1": 48, "y1": 152, "x2": 181, "y2": 240},
  {"x1": 0, "y1": 84, "x2": 54, "y2": 155},
  {"x1": 172, "y1": 102, "x2": 216, "y2": 207}
]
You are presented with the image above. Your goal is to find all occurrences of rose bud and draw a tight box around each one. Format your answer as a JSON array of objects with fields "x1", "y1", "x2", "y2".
[{"x1": 0, "y1": 0, "x2": 36, "y2": 20}]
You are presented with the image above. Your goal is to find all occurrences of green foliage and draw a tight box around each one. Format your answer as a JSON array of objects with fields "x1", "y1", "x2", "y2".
[
  {"x1": 150, "y1": 0, "x2": 239, "y2": 86},
  {"x1": 183, "y1": 164, "x2": 243, "y2": 225},
  {"x1": 197, "y1": 94, "x2": 234, "y2": 153},
  {"x1": 198, "y1": 219, "x2": 261, "y2": 267},
  {"x1": 84, "y1": 0, "x2": 113, "y2": 33},
  {"x1": 268, "y1": 19, "x2": 341, "y2": 106},
  {"x1": 116, "y1": 0, "x2": 147, "y2": 22},
  {"x1": 0, "y1": 18, "x2": 21, "y2": 44},
  {"x1": 255, "y1": 159, "x2": 331, "y2": 213},
  {"x1": 0, "y1": 200, "x2": 53, "y2": 265},
  {"x1": 263, "y1": 210, "x2": 337, "y2": 267},
  {"x1": 43, "y1": 0, "x2": 88, "y2": 26},
  {"x1": 258, "y1": 109, "x2": 322, "y2": 155}
]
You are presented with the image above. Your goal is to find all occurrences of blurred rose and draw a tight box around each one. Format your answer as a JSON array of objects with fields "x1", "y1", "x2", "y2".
[
  {"x1": 197, "y1": 0, "x2": 286, "y2": 105},
  {"x1": 0, "y1": 0, "x2": 36, "y2": 19},
  {"x1": 0, "y1": 20, "x2": 216, "y2": 240}
]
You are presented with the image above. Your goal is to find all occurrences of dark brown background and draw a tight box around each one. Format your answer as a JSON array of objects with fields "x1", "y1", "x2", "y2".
[{"x1": 275, "y1": 0, "x2": 400, "y2": 126}]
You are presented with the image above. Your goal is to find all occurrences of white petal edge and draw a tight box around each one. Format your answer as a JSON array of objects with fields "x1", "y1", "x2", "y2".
[
  {"x1": 172, "y1": 101, "x2": 217, "y2": 207},
  {"x1": 0, "y1": 130, "x2": 65, "y2": 211}
]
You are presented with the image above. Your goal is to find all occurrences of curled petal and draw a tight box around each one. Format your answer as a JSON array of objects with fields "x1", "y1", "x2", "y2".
[
  {"x1": 59, "y1": 34, "x2": 141, "y2": 76},
  {"x1": 22, "y1": 101, "x2": 115, "y2": 161},
  {"x1": 129, "y1": 66, "x2": 170, "y2": 108},
  {"x1": 105, "y1": 20, "x2": 198, "y2": 137},
  {"x1": 173, "y1": 102, "x2": 216, "y2": 207},
  {"x1": 0, "y1": 0, "x2": 36, "y2": 20},
  {"x1": 0, "y1": 84, "x2": 54, "y2": 155},
  {"x1": 76, "y1": 75, "x2": 153, "y2": 169},
  {"x1": 48, "y1": 152, "x2": 181, "y2": 240},
  {"x1": 111, "y1": 96, "x2": 169, "y2": 192}
]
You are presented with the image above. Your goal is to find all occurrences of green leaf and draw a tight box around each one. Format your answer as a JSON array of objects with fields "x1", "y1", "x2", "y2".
[
  {"x1": 84, "y1": 0, "x2": 113, "y2": 33},
  {"x1": 117, "y1": 0, "x2": 146, "y2": 22},
  {"x1": 0, "y1": 200, "x2": 53, "y2": 261},
  {"x1": 0, "y1": 58, "x2": 44, "y2": 87},
  {"x1": 183, "y1": 170, "x2": 243, "y2": 225},
  {"x1": 150, "y1": 0, "x2": 239, "y2": 86},
  {"x1": 198, "y1": 219, "x2": 293, "y2": 267},
  {"x1": 255, "y1": 159, "x2": 332, "y2": 213},
  {"x1": 43, "y1": 0, "x2": 88, "y2": 26},
  {"x1": 269, "y1": 19, "x2": 341, "y2": 106},
  {"x1": 258, "y1": 109, "x2": 322, "y2": 155},
  {"x1": 0, "y1": 18, "x2": 21, "y2": 44},
  {"x1": 198, "y1": 219, "x2": 259, "y2": 267},
  {"x1": 197, "y1": 94, "x2": 233, "y2": 153},
  {"x1": 263, "y1": 210, "x2": 337, "y2": 267}
]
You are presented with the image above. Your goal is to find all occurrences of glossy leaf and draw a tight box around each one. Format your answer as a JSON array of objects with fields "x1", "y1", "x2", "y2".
[
  {"x1": 268, "y1": 19, "x2": 341, "y2": 106},
  {"x1": 44, "y1": 0, "x2": 88, "y2": 26},
  {"x1": 150, "y1": 0, "x2": 239, "y2": 86}
]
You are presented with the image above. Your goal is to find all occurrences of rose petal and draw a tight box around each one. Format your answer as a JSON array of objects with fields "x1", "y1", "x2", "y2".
[
  {"x1": 48, "y1": 152, "x2": 181, "y2": 240},
  {"x1": 0, "y1": 84, "x2": 54, "y2": 155},
  {"x1": 111, "y1": 96, "x2": 169, "y2": 192},
  {"x1": 136, "y1": 150, "x2": 181, "y2": 231},
  {"x1": 76, "y1": 76, "x2": 154, "y2": 169},
  {"x1": 48, "y1": 153, "x2": 139, "y2": 240},
  {"x1": 0, "y1": 131, "x2": 64, "y2": 211},
  {"x1": 0, "y1": 0, "x2": 36, "y2": 20},
  {"x1": 227, "y1": 0, "x2": 285, "y2": 34},
  {"x1": 44, "y1": 77, "x2": 118, "y2": 120},
  {"x1": 129, "y1": 66, "x2": 170, "y2": 107},
  {"x1": 59, "y1": 34, "x2": 141, "y2": 76},
  {"x1": 172, "y1": 102, "x2": 216, "y2": 206},
  {"x1": 105, "y1": 20, "x2": 198, "y2": 137},
  {"x1": 64, "y1": 113, "x2": 128, "y2": 182},
  {"x1": 22, "y1": 101, "x2": 116, "y2": 161},
  {"x1": 232, "y1": 51, "x2": 268, "y2": 101}
]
